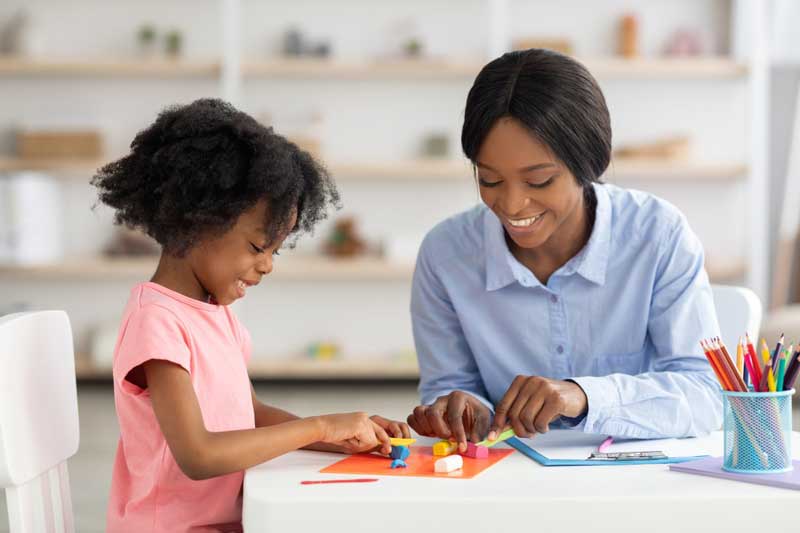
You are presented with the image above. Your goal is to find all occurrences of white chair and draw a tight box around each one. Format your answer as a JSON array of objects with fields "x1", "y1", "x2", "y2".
[
  {"x1": 0, "y1": 311, "x2": 79, "y2": 533},
  {"x1": 711, "y1": 284, "x2": 762, "y2": 346}
]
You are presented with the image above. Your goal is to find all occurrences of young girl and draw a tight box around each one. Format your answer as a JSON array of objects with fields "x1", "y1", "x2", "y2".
[
  {"x1": 94, "y1": 99, "x2": 410, "y2": 532},
  {"x1": 407, "y1": 48, "x2": 722, "y2": 448}
]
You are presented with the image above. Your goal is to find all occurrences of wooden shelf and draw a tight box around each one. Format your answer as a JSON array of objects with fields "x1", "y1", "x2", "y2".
[
  {"x1": 243, "y1": 58, "x2": 481, "y2": 79},
  {"x1": 332, "y1": 159, "x2": 748, "y2": 182},
  {"x1": 0, "y1": 56, "x2": 747, "y2": 80},
  {"x1": 0, "y1": 156, "x2": 749, "y2": 183},
  {"x1": 0, "y1": 256, "x2": 415, "y2": 281},
  {"x1": 0, "y1": 57, "x2": 220, "y2": 77},
  {"x1": 329, "y1": 160, "x2": 472, "y2": 180},
  {"x1": 582, "y1": 57, "x2": 748, "y2": 79},
  {"x1": 75, "y1": 354, "x2": 419, "y2": 380},
  {"x1": 605, "y1": 160, "x2": 749, "y2": 181},
  {"x1": 0, "y1": 255, "x2": 745, "y2": 284},
  {"x1": 242, "y1": 57, "x2": 747, "y2": 80},
  {"x1": 0, "y1": 156, "x2": 106, "y2": 174}
]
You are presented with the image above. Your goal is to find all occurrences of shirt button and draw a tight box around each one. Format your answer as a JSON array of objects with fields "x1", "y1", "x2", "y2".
[
  {"x1": 550, "y1": 294, "x2": 558, "y2": 303},
  {"x1": 556, "y1": 345, "x2": 564, "y2": 354}
]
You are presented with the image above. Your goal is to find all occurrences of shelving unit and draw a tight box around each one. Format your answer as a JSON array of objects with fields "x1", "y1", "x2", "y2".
[
  {"x1": 0, "y1": 156, "x2": 748, "y2": 182},
  {"x1": 75, "y1": 352, "x2": 420, "y2": 381},
  {"x1": 240, "y1": 56, "x2": 748, "y2": 80},
  {"x1": 0, "y1": 57, "x2": 221, "y2": 77},
  {"x1": 0, "y1": 0, "x2": 770, "y2": 381},
  {"x1": 0, "y1": 254, "x2": 744, "y2": 284}
]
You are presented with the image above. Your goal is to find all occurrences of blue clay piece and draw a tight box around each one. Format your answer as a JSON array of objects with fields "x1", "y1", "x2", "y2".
[
  {"x1": 390, "y1": 445, "x2": 410, "y2": 460},
  {"x1": 390, "y1": 459, "x2": 407, "y2": 469}
]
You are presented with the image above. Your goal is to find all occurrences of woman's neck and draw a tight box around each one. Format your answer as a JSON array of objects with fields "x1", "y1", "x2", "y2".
[{"x1": 510, "y1": 188, "x2": 595, "y2": 285}]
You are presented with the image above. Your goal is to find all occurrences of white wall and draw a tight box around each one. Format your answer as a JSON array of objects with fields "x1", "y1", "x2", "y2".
[{"x1": 0, "y1": 0, "x2": 757, "y2": 363}]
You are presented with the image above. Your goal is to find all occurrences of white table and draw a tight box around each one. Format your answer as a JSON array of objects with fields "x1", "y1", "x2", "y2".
[{"x1": 243, "y1": 433, "x2": 800, "y2": 533}]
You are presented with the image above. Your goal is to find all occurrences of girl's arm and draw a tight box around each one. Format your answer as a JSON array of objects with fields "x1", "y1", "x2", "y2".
[
  {"x1": 249, "y1": 385, "x2": 412, "y2": 452},
  {"x1": 144, "y1": 359, "x2": 386, "y2": 480},
  {"x1": 248, "y1": 385, "x2": 343, "y2": 452}
]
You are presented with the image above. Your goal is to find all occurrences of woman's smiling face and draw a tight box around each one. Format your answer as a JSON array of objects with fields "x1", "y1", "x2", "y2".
[{"x1": 475, "y1": 117, "x2": 586, "y2": 252}]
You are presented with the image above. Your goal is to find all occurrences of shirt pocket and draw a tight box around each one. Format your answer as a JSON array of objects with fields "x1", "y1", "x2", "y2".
[{"x1": 593, "y1": 350, "x2": 645, "y2": 376}]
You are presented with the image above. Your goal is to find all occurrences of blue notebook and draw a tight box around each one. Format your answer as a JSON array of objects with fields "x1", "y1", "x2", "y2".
[
  {"x1": 670, "y1": 457, "x2": 800, "y2": 490},
  {"x1": 507, "y1": 430, "x2": 716, "y2": 467}
]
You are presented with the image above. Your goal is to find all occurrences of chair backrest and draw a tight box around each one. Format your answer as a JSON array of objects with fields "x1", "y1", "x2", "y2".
[
  {"x1": 712, "y1": 285, "x2": 763, "y2": 346},
  {"x1": 0, "y1": 311, "x2": 79, "y2": 533}
]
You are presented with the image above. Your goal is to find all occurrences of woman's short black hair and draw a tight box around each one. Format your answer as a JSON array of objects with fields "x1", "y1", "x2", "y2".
[
  {"x1": 461, "y1": 48, "x2": 612, "y2": 188},
  {"x1": 92, "y1": 98, "x2": 339, "y2": 256}
]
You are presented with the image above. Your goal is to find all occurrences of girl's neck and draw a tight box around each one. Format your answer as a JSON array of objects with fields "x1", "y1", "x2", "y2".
[{"x1": 150, "y1": 252, "x2": 211, "y2": 303}]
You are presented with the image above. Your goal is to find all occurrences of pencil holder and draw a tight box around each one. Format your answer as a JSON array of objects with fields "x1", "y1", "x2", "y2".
[{"x1": 722, "y1": 389, "x2": 794, "y2": 474}]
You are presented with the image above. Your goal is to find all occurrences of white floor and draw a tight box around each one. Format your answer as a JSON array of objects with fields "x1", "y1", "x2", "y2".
[{"x1": 2, "y1": 384, "x2": 799, "y2": 532}]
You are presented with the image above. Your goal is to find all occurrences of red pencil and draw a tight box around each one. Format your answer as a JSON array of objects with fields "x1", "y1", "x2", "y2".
[
  {"x1": 300, "y1": 478, "x2": 379, "y2": 485},
  {"x1": 745, "y1": 333, "x2": 763, "y2": 389}
]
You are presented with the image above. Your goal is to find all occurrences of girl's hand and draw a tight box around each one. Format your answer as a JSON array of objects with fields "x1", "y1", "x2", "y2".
[
  {"x1": 406, "y1": 391, "x2": 492, "y2": 453},
  {"x1": 488, "y1": 376, "x2": 588, "y2": 439},
  {"x1": 314, "y1": 412, "x2": 393, "y2": 455},
  {"x1": 369, "y1": 415, "x2": 412, "y2": 439}
]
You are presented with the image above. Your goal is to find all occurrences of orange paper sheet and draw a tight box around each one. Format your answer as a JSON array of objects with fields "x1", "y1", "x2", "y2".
[{"x1": 320, "y1": 446, "x2": 514, "y2": 479}]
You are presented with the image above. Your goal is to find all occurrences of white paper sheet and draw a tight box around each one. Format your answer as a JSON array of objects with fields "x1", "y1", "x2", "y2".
[{"x1": 516, "y1": 430, "x2": 721, "y2": 460}]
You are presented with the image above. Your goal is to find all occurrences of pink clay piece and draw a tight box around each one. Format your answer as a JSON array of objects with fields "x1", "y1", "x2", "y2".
[{"x1": 464, "y1": 443, "x2": 489, "y2": 459}]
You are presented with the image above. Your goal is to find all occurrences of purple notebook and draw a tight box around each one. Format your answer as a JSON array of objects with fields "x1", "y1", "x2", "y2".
[{"x1": 670, "y1": 457, "x2": 800, "y2": 490}]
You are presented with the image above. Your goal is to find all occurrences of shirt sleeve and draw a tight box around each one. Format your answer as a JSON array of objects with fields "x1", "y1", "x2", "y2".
[
  {"x1": 411, "y1": 234, "x2": 493, "y2": 410},
  {"x1": 570, "y1": 216, "x2": 723, "y2": 438},
  {"x1": 113, "y1": 304, "x2": 193, "y2": 395}
]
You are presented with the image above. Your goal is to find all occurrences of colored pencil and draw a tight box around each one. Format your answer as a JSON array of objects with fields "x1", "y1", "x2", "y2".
[
  {"x1": 745, "y1": 334, "x2": 763, "y2": 390},
  {"x1": 784, "y1": 353, "x2": 800, "y2": 391},
  {"x1": 760, "y1": 338, "x2": 772, "y2": 365},
  {"x1": 300, "y1": 478, "x2": 379, "y2": 485},
  {"x1": 759, "y1": 360, "x2": 771, "y2": 392},
  {"x1": 743, "y1": 350, "x2": 759, "y2": 391},
  {"x1": 777, "y1": 356, "x2": 788, "y2": 392},
  {"x1": 772, "y1": 334, "x2": 785, "y2": 372},
  {"x1": 715, "y1": 338, "x2": 747, "y2": 391},
  {"x1": 701, "y1": 340, "x2": 732, "y2": 390},
  {"x1": 735, "y1": 340, "x2": 744, "y2": 375},
  {"x1": 739, "y1": 338, "x2": 750, "y2": 387}
]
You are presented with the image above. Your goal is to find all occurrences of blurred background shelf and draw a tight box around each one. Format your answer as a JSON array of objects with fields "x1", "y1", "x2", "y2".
[
  {"x1": 75, "y1": 353, "x2": 420, "y2": 381},
  {"x1": 0, "y1": 156, "x2": 748, "y2": 182},
  {"x1": 0, "y1": 57, "x2": 746, "y2": 80},
  {"x1": 0, "y1": 256, "x2": 415, "y2": 281},
  {"x1": 0, "y1": 57, "x2": 221, "y2": 77},
  {"x1": 0, "y1": 255, "x2": 745, "y2": 284},
  {"x1": 242, "y1": 57, "x2": 747, "y2": 80}
]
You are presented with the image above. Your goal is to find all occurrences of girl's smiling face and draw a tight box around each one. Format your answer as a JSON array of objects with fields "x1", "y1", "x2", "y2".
[
  {"x1": 475, "y1": 117, "x2": 586, "y2": 253},
  {"x1": 188, "y1": 200, "x2": 296, "y2": 305}
]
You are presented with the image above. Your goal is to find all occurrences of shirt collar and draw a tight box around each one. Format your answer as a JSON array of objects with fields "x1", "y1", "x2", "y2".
[
  {"x1": 572, "y1": 183, "x2": 611, "y2": 285},
  {"x1": 482, "y1": 182, "x2": 611, "y2": 291}
]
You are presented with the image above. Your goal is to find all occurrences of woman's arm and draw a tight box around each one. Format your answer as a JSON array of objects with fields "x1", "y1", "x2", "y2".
[
  {"x1": 412, "y1": 233, "x2": 492, "y2": 409},
  {"x1": 569, "y1": 217, "x2": 723, "y2": 438}
]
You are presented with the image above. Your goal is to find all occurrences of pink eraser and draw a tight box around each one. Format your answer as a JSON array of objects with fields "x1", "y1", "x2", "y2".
[{"x1": 464, "y1": 443, "x2": 489, "y2": 459}]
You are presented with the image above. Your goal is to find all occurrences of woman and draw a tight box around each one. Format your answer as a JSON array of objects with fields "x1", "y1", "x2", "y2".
[{"x1": 406, "y1": 49, "x2": 722, "y2": 450}]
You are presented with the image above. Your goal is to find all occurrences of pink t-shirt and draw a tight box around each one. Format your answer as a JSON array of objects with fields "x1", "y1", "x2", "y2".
[{"x1": 107, "y1": 282, "x2": 255, "y2": 533}]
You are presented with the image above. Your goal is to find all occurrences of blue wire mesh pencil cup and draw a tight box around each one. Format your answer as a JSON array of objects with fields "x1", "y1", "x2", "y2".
[{"x1": 722, "y1": 389, "x2": 794, "y2": 474}]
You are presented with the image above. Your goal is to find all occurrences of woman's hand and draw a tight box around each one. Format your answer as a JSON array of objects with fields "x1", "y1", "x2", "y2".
[
  {"x1": 407, "y1": 391, "x2": 492, "y2": 452},
  {"x1": 488, "y1": 376, "x2": 588, "y2": 439}
]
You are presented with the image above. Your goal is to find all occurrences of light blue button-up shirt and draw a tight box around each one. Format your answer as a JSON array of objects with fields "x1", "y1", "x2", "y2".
[{"x1": 411, "y1": 183, "x2": 723, "y2": 439}]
